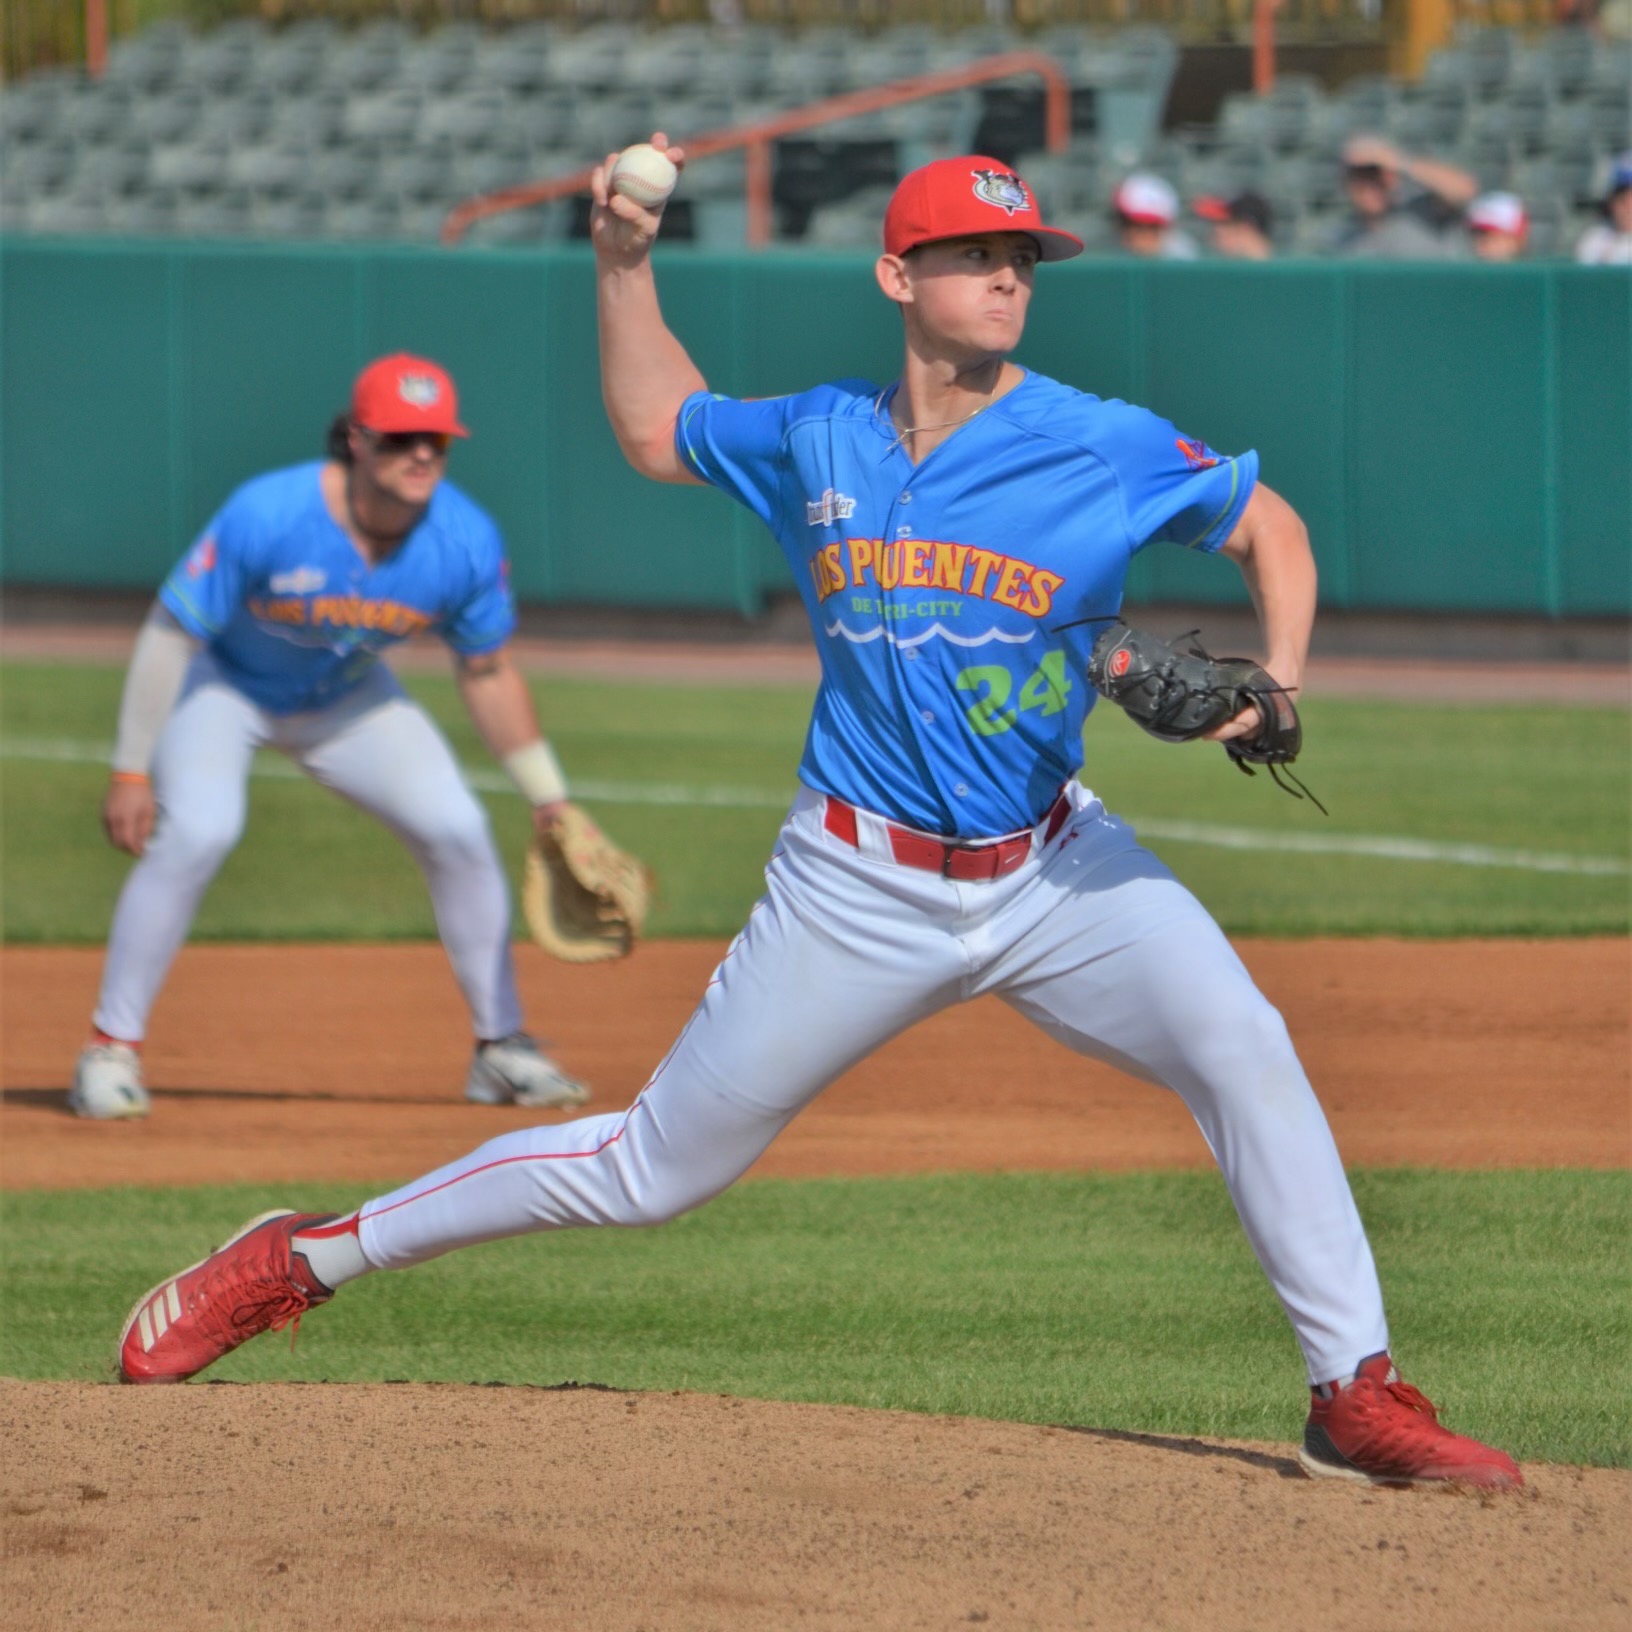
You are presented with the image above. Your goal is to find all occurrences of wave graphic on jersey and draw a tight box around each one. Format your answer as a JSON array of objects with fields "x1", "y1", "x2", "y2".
[{"x1": 822, "y1": 619, "x2": 1037, "y2": 650}]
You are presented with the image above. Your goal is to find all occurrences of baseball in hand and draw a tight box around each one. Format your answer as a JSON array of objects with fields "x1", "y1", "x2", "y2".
[{"x1": 609, "y1": 143, "x2": 678, "y2": 209}]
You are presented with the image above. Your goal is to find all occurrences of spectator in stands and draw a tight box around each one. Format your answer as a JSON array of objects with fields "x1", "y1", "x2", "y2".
[
  {"x1": 1193, "y1": 191, "x2": 1275, "y2": 260},
  {"x1": 1111, "y1": 175, "x2": 1199, "y2": 260},
  {"x1": 1465, "y1": 193, "x2": 1529, "y2": 262},
  {"x1": 1329, "y1": 134, "x2": 1478, "y2": 260},
  {"x1": 1575, "y1": 153, "x2": 1632, "y2": 266}
]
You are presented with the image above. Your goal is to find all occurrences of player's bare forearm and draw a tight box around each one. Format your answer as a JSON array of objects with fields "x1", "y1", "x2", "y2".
[
  {"x1": 455, "y1": 649, "x2": 548, "y2": 760},
  {"x1": 1219, "y1": 483, "x2": 1317, "y2": 694},
  {"x1": 595, "y1": 263, "x2": 706, "y2": 484},
  {"x1": 590, "y1": 136, "x2": 706, "y2": 485}
]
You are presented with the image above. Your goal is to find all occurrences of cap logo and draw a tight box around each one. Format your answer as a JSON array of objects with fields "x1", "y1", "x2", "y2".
[
  {"x1": 397, "y1": 372, "x2": 442, "y2": 409},
  {"x1": 971, "y1": 169, "x2": 1030, "y2": 216}
]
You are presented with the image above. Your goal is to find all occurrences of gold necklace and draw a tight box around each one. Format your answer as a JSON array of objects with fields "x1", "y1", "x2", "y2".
[{"x1": 879, "y1": 389, "x2": 992, "y2": 453}]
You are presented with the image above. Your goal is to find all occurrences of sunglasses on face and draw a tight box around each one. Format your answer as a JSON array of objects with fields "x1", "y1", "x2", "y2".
[
  {"x1": 363, "y1": 429, "x2": 451, "y2": 457},
  {"x1": 1345, "y1": 164, "x2": 1388, "y2": 185}
]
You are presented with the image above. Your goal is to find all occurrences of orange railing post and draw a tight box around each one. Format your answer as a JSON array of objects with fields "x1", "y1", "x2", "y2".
[
  {"x1": 85, "y1": 0, "x2": 108, "y2": 78},
  {"x1": 442, "y1": 50, "x2": 1074, "y2": 248},
  {"x1": 1252, "y1": 0, "x2": 1283, "y2": 95}
]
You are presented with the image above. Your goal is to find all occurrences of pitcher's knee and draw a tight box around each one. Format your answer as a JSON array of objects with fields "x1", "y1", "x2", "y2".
[{"x1": 1189, "y1": 994, "x2": 1300, "y2": 1084}]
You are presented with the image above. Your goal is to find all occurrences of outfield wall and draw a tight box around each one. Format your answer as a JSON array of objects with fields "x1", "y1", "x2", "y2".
[{"x1": 2, "y1": 237, "x2": 1627, "y2": 617}]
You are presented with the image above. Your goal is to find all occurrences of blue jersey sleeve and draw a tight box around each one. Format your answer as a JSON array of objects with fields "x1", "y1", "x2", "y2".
[
  {"x1": 674, "y1": 391, "x2": 794, "y2": 526},
  {"x1": 440, "y1": 513, "x2": 517, "y2": 656},
  {"x1": 1109, "y1": 407, "x2": 1258, "y2": 554},
  {"x1": 158, "y1": 499, "x2": 252, "y2": 638}
]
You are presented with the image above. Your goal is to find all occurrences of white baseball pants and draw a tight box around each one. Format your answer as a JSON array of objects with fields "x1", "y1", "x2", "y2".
[
  {"x1": 93, "y1": 652, "x2": 524, "y2": 1044},
  {"x1": 359, "y1": 783, "x2": 1388, "y2": 1384}
]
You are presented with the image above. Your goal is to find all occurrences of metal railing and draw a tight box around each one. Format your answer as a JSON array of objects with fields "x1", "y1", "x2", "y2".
[{"x1": 440, "y1": 50, "x2": 1074, "y2": 247}]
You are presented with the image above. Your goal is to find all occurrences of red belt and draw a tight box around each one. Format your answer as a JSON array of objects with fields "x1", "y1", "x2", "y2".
[{"x1": 823, "y1": 790, "x2": 1071, "y2": 882}]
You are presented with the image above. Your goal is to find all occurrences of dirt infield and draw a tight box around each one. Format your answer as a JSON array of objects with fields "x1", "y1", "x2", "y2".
[
  {"x1": 2, "y1": 938, "x2": 1629, "y2": 1630},
  {"x1": 4, "y1": 1382, "x2": 1627, "y2": 1632},
  {"x1": 2, "y1": 939, "x2": 1627, "y2": 1187}
]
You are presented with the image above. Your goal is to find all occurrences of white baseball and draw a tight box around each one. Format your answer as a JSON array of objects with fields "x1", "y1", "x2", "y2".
[{"x1": 610, "y1": 143, "x2": 678, "y2": 209}]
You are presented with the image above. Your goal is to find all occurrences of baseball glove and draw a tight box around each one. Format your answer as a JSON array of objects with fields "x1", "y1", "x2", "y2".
[
  {"x1": 1086, "y1": 622, "x2": 1325, "y2": 810},
  {"x1": 522, "y1": 802, "x2": 652, "y2": 962}
]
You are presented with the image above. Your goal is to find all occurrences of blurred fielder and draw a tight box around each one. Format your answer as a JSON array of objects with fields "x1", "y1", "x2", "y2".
[{"x1": 73, "y1": 353, "x2": 589, "y2": 1120}]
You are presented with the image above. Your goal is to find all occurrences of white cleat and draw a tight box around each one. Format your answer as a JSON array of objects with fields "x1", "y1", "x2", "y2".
[
  {"x1": 69, "y1": 1042, "x2": 152, "y2": 1120},
  {"x1": 465, "y1": 1032, "x2": 590, "y2": 1109}
]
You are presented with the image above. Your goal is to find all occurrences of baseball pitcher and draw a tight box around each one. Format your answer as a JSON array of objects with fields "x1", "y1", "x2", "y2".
[{"x1": 111, "y1": 157, "x2": 1520, "y2": 1491}]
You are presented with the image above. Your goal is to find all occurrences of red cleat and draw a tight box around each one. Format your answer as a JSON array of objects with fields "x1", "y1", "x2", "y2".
[
  {"x1": 1299, "y1": 1353, "x2": 1523, "y2": 1489},
  {"x1": 118, "y1": 1211, "x2": 337, "y2": 1384}
]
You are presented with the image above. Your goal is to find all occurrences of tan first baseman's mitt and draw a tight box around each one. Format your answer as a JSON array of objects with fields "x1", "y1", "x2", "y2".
[{"x1": 522, "y1": 802, "x2": 652, "y2": 963}]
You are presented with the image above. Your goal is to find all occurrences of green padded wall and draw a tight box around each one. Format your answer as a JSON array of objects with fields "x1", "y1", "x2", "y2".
[{"x1": 2, "y1": 238, "x2": 1626, "y2": 618}]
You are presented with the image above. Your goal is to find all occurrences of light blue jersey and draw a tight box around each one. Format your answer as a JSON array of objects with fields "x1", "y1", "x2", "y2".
[
  {"x1": 678, "y1": 370, "x2": 1257, "y2": 836},
  {"x1": 160, "y1": 462, "x2": 515, "y2": 715}
]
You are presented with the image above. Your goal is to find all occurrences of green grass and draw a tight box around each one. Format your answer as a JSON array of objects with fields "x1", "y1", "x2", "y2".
[
  {"x1": 2, "y1": 660, "x2": 1628, "y2": 939},
  {"x1": 2, "y1": 1168, "x2": 1626, "y2": 1466}
]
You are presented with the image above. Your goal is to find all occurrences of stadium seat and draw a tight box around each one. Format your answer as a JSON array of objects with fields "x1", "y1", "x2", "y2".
[
  {"x1": 4, "y1": 142, "x2": 76, "y2": 197},
  {"x1": 545, "y1": 24, "x2": 635, "y2": 95},
  {"x1": 343, "y1": 91, "x2": 423, "y2": 146},
  {"x1": 249, "y1": 192, "x2": 327, "y2": 242},
  {"x1": 472, "y1": 31, "x2": 552, "y2": 97},
  {"x1": 148, "y1": 142, "x2": 227, "y2": 195},
  {"x1": 181, "y1": 26, "x2": 259, "y2": 96},
  {"x1": 102, "y1": 19, "x2": 190, "y2": 94},
  {"x1": 1461, "y1": 27, "x2": 1515, "y2": 99},
  {"x1": 266, "y1": 95, "x2": 347, "y2": 151},
  {"x1": 318, "y1": 32, "x2": 403, "y2": 95},
  {"x1": 174, "y1": 190, "x2": 254, "y2": 238},
  {"x1": 196, "y1": 96, "x2": 274, "y2": 149},
  {"x1": 224, "y1": 147, "x2": 307, "y2": 198},
  {"x1": 322, "y1": 195, "x2": 402, "y2": 242},
  {"x1": 451, "y1": 149, "x2": 535, "y2": 200},
  {"x1": 129, "y1": 90, "x2": 205, "y2": 147},
  {"x1": 109, "y1": 191, "x2": 180, "y2": 235},
  {"x1": 1538, "y1": 28, "x2": 1596, "y2": 99},
  {"x1": 26, "y1": 194, "x2": 115, "y2": 234},
  {"x1": 70, "y1": 143, "x2": 150, "y2": 201},
  {"x1": 377, "y1": 150, "x2": 453, "y2": 205},
  {"x1": 419, "y1": 89, "x2": 509, "y2": 150},
  {"x1": 400, "y1": 28, "x2": 478, "y2": 96},
  {"x1": 502, "y1": 95, "x2": 580, "y2": 154}
]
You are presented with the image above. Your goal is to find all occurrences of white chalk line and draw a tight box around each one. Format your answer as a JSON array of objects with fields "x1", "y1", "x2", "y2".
[{"x1": 4, "y1": 737, "x2": 1626, "y2": 877}]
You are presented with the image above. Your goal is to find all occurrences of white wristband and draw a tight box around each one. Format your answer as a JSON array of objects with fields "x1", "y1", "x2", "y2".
[{"x1": 502, "y1": 740, "x2": 568, "y2": 807}]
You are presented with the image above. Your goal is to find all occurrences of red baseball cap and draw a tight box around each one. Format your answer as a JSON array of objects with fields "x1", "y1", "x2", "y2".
[
  {"x1": 883, "y1": 156, "x2": 1084, "y2": 262},
  {"x1": 350, "y1": 353, "x2": 469, "y2": 438}
]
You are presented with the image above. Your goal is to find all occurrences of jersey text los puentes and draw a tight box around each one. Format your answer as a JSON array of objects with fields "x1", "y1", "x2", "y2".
[{"x1": 808, "y1": 539, "x2": 1064, "y2": 618}]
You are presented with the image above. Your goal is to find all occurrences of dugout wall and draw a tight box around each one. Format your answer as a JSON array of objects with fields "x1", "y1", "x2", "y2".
[{"x1": 1, "y1": 238, "x2": 1627, "y2": 618}]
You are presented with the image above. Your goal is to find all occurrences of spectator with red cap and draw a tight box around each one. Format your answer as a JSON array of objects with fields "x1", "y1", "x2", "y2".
[
  {"x1": 109, "y1": 141, "x2": 1524, "y2": 1507},
  {"x1": 1193, "y1": 191, "x2": 1276, "y2": 260},
  {"x1": 1575, "y1": 152, "x2": 1632, "y2": 266},
  {"x1": 70, "y1": 353, "x2": 592, "y2": 1122},
  {"x1": 1466, "y1": 193, "x2": 1529, "y2": 262},
  {"x1": 1111, "y1": 173, "x2": 1199, "y2": 260}
]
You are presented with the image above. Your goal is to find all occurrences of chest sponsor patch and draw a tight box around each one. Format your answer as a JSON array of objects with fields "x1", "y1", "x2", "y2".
[
  {"x1": 269, "y1": 566, "x2": 327, "y2": 594},
  {"x1": 806, "y1": 489, "x2": 857, "y2": 526}
]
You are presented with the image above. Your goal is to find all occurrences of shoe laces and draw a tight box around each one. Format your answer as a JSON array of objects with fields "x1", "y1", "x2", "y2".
[
  {"x1": 1379, "y1": 1375, "x2": 1441, "y2": 1425},
  {"x1": 196, "y1": 1242, "x2": 320, "y2": 1351}
]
